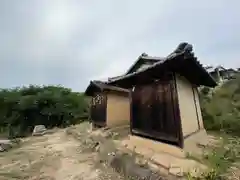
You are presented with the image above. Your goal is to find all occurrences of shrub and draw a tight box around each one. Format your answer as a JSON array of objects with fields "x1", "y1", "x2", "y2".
[
  {"x1": 200, "y1": 74, "x2": 240, "y2": 136},
  {"x1": 0, "y1": 85, "x2": 89, "y2": 137}
]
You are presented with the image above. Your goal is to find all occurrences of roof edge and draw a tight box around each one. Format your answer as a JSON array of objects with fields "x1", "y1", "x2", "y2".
[
  {"x1": 107, "y1": 43, "x2": 218, "y2": 88},
  {"x1": 85, "y1": 80, "x2": 130, "y2": 96}
]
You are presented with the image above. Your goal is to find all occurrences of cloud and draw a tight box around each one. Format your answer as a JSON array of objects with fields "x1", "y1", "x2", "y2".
[{"x1": 0, "y1": 0, "x2": 239, "y2": 91}]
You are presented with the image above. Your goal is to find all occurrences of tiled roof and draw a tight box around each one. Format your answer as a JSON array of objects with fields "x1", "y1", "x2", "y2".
[
  {"x1": 85, "y1": 80, "x2": 129, "y2": 96},
  {"x1": 107, "y1": 43, "x2": 217, "y2": 88}
]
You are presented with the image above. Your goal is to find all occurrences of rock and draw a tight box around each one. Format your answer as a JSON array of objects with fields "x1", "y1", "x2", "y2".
[
  {"x1": 0, "y1": 146, "x2": 4, "y2": 152},
  {"x1": 0, "y1": 139, "x2": 13, "y2": 152},
  {"x1": 94, "y1": 143, "x2": 100, "y2": 152},
  {"x1": 32, "y1": 125, "x2": 47, "y2": 136}
]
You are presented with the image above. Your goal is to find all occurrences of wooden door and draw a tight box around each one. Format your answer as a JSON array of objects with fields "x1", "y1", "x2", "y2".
[
  {"x1": 91, "y1": 93, "x2": 107, "y2": 126},
  {"x1": 132, "y1": 85, "x2": 153, "y2": 131},
  {"x1": 131, "y1": 74, "x2": 182, "y2": 147}
]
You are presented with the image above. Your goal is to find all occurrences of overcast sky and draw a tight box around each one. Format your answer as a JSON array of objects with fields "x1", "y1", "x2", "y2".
[{"x1": 0, "y1": 0, "x2": 239, "y2": 91}]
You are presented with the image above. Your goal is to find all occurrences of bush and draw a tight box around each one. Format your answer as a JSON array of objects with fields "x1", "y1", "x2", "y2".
[
  {"x1": 200, "y1": 74, "x2": 240, "y2": 136},
  {"x1": 0, "y1": 85, "x2": 89, "y2": 138}
]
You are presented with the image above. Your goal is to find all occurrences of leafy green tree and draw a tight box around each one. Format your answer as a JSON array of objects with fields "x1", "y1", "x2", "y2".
[{"x1": 0, "y1": 85, "x2": 88, "y2": 138}]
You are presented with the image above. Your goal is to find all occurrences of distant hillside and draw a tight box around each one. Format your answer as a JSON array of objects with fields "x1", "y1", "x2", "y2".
[{"x1": 200, "y1": 73, "x2": 240, "y2": 135}]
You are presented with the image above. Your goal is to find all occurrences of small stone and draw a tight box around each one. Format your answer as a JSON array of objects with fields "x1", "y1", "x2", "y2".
[
  {"x1": 32, "y1": 125, "x2": 47, "y2": 136},
  {"x1": 0, "y1": 139, "x2": 13, "y2": 152},
  {"x1": 95, "y1": 145, "x2": 100, "y2": 152}
]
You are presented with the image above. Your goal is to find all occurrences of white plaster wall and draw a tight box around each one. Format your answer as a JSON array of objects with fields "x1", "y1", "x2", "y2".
[{"x1": 175, "y1": 74, "x2": 200, "y2": 136}]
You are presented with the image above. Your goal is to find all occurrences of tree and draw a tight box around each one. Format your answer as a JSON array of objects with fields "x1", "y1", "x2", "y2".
[{"x1": 0, "y1": 85, "x2": 88, "y2": 137}]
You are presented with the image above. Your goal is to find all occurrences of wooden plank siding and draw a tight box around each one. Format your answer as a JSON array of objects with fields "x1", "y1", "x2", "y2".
[{"x1": 131, "y1": 73, "x2": 183, "y2": 147}]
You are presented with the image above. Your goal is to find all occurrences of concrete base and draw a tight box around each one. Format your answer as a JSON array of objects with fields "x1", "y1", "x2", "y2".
[
  {"x1": 119, "y1": 134, "x2": 207, "y2": 177},
  {"x1": 183, "y1": 129, "x2": 208, "y2": 155},
  {"x1": 91, "y1": 123, "x2": 209, "y2": 176},
  {"x1": 124, "y1": 135, "x2": 186, "y2": 158},
  {"x1": 121, "y1": 129, "x2": 208, "y2": 157},
  {"x1": 119, "y1": 128, "x2": 209, "y2": 158}
]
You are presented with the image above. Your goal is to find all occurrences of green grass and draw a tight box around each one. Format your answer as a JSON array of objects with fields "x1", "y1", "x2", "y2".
[{"x1": 186, "y1": 133, "x2": 240, "y2": 179}]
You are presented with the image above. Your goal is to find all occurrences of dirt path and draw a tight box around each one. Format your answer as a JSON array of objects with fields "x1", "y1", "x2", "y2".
[{"x1": 0, "y1": 129, "x2": 118, "y2": 180}]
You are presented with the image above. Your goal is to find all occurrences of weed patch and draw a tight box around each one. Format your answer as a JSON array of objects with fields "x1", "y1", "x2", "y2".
[{"x1": 186, "y1": 133, "x2": 240, "y2": 179}]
